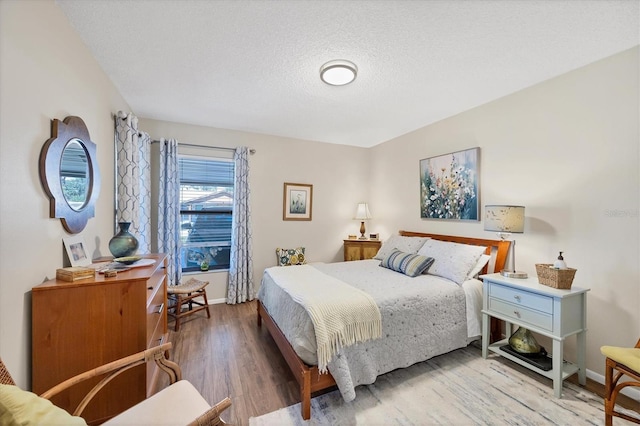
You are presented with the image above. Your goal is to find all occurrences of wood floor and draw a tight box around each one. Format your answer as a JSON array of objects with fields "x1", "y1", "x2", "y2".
[
  {"x1": 162, "y1": 300, "x2": 301, "y2": 425},
  {"x1": 162, "y1": 300, "x2": 637, "y2": 425}
]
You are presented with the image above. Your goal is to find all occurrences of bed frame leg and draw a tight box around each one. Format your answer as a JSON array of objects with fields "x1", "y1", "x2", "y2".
[
  {"x1": 256, "y1": 302, "x2": 262, "y2": 327},
  {"x1": 301, "y1": 369, "x2": 311, "y2": 420}
]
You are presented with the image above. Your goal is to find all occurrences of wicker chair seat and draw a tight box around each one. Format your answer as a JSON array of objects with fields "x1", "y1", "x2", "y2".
[
  {"x1": 167, "y1": 278, "x2": 211, "y2": 331},
  {"x1": 168, "y1": 278, "x2": 209, "y2": 294}
]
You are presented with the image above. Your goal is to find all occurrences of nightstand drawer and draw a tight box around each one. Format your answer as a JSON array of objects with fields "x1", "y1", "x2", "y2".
[
  {"x1": 489, "y1": 282, "x2": 553, "y2": 314},
  {"x1": 488, "y1": 297, "x2": 553, "y2": 331}
]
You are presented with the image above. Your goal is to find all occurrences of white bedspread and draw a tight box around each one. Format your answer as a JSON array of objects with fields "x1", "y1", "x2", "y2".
[{"x1": 258, "y1": 259, "x2": 483, "y2": 402}]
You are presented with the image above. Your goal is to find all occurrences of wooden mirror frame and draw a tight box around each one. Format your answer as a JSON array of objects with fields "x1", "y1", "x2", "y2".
[{"x1": 39, "y1": 116, "x2": 101, "y2": 234}]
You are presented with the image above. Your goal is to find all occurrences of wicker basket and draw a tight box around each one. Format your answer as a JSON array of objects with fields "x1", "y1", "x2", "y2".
[{"x1": 535, "y1": 264, "x2": 577, "y2": 289}]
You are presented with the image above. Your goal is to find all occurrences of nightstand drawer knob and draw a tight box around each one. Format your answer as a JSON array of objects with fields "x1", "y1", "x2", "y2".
[
  {"x1": 513, "y1": 310, "x2": 521, "y2": 318},
  {"x1": 514, "y1": 295, "x2": 521, "y2": 302}
]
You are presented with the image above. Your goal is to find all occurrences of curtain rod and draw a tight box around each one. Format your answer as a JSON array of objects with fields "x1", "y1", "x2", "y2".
[
  {"x1": 151, "y1": 140, "x2": 255, "y2": 154},
  {"x1": 116, "y1": 116, "x2": 255, "y2": 155}
]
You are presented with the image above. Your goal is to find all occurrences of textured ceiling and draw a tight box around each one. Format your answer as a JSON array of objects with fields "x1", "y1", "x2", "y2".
[{"x1": 56, "y1": 0, "x2": 639, "y2": 148}]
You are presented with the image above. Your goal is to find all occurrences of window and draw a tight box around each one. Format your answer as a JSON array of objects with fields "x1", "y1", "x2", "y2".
[{"x1": 179, "y1": 156, "x2": 234, "y2": 272}]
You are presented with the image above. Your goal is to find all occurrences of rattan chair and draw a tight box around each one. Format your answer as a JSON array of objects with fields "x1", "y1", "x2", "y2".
[
  {"x1": 0, "y1": 356, "x2": 16, "y2": 386},
  {"x1": 0, "y1": 343, "x2": 231, "y2": 425},
  {"x1": 168, "y1": 278, "x2": 211, "y2": 331},
  {"x1": 601, "y1": 338, "x2": 640, "y2": 425}
]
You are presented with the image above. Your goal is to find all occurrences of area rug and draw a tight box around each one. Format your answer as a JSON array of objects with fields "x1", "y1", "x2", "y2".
[{"x1": 249, "y1": 344, "x2": 637, "y2": 425}]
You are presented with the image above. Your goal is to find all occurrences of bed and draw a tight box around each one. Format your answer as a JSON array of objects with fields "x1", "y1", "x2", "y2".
[{"x1": 257, "y1": 231, "x2": 510, "y2": 420}]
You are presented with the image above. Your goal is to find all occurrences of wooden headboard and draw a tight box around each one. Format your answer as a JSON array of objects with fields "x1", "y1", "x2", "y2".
[{"x1": 398, "y1": 230, "x2": 510, "y2": 276}]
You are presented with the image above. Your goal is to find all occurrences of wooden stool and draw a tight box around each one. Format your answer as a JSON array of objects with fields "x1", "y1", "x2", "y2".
[
  {"x1": 167, "y1": 278, "x2": 211, "y2": 331},
  {"x1": 601, "y1": 338, "x2": 640, "y2": 425}
]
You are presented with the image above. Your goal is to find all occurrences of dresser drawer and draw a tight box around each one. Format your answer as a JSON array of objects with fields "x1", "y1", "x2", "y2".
[
  {"x1": 489, "y1": 282, "x2": 553, "y2": 314},
  {"x1": 146, "y1": 321, "x2": 165, "y2": 395},
  {"x1": 146, "y1": 284, "x2": 164, "y2": 348},
  {"x1": 488, "y1": 297, "x2": 553, "y2": 331}
]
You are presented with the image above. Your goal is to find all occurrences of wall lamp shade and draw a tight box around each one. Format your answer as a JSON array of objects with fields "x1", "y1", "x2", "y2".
[
  {"x1": 320, "y1": 60, "x2": 357, "y2": 86},
  {"x1": 354, "y1": 202, "x2": 372, "y2": 238},
  {"x1": 484, "y1": 205, "x2": 527, "y2": 278}
]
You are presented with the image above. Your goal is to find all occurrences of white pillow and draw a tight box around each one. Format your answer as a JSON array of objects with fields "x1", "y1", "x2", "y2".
[
  {"x1": 417, "y1": 239, "x2": 487, "y2": 285},
  {"x1": 467, "y1": 254, "x2": 491, "y2": 279},
  {"x1": 373, "y1": 235, "x2": 430, "y2": 260}
]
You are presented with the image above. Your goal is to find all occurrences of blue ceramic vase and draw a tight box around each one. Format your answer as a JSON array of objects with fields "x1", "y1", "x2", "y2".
[{"x1": 109, "y1": 222, "x2": 139, "y2": 258}]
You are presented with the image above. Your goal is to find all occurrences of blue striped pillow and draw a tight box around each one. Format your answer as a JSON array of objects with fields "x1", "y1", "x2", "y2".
[{"x1": 379, "y1": 249, "x2": 435, "y2": 277}]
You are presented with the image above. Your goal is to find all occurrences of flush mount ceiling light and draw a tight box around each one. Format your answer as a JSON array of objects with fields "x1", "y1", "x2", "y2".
[{"x1": 320, "y1": 60, "x2": 358, "y2": 86}]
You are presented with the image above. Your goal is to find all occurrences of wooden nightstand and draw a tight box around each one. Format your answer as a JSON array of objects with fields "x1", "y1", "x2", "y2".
[
  {"x1": 480, "y1": 273, "x2": 589, "y2": 398},
  {"x1": 343, "y1": 239, "x2": 381, "y2": 261}
]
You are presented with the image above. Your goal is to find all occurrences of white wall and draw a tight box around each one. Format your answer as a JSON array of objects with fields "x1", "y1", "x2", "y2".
[
  {"x1": 0, "y1": 1, "x2": 132, "y2": 388},
  {"x1": 139, "y1": 119, "x2": 370, "y2": 301},
  {"x1": 370, "y1": 46, "x2": 640, "y2": 377}
]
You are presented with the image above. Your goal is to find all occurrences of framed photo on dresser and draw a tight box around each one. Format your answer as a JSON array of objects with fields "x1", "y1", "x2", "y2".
[{"x1": 63, "y1": 235, "x2": 91, "y2": 267}]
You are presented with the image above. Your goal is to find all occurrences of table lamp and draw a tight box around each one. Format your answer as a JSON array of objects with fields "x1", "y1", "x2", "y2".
[
  {"x1": 354, "y1": 203, "x2": 372, "y2": 239},
  {"x1": 484, "y1": 205, "x2": 527, "y2": 278},
  {"x1": 485, "y1": 205, "x2": 541, "y2": 355}
]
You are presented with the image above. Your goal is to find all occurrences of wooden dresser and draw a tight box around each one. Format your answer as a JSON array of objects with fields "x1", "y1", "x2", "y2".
[
  {"x1": 32, "y1": 254, "x2": 167, "y2": 424},
  {"x1": 343, "y1": 239, "x2": 382, "y2": 261}
]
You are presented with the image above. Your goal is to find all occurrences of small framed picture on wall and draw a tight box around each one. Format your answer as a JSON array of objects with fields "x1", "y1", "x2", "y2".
[{"x1": 283, "y1": 182, "x2": 313, "y2": 221}]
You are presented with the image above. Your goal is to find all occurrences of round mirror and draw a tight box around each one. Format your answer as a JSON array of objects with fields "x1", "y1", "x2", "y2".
[
  {"x1": 40, "y1": 116, "x2": 100, "y2": 234},
  {"x1": 60, "y1": 139, "x2": 90, "y2": 211}
]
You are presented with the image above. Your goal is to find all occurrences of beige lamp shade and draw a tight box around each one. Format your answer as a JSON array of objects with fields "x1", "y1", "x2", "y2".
[
  {"x1": 354, "y1": 203, "x2": 372, "y2": 220},
  {"x1": 484, "y1": 205, "x2": 525, "y2": 233}
]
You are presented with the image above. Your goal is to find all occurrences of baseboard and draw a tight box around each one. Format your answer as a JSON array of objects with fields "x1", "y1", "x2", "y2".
[
  {"x1": 209, "y1": 297, "x2": 227, "y2": 305},
  {"x1": 587, "y1": 369, "x2": 640, "y2": 401}
]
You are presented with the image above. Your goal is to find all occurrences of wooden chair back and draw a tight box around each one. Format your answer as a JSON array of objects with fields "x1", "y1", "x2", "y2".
[
  {"x1": 1, "y1": 346, "x2": 231, "y2": 425},
  {"x1": 603, "y1": 338, "x2": 640, "y2": 425}
]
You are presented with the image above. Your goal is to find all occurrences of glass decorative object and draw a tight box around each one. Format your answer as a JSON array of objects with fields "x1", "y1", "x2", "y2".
[
  {"x1": 508, "y1": 326, "x2": 542, "y2": 354},
  {"x1": 109, "y1": 222, "x2": 139, "y2": 258}
]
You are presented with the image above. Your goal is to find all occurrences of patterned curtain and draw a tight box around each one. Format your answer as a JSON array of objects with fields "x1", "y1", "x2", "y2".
[
  {"x1": 158, "y1": 138, "x2": 182, "y2": 286},
  {"x1": 227, "y1": 147, "x2": 254, "y2": 304},
  {"x1": 114, "y1": 111, "x2": 151, "y2": 253}
]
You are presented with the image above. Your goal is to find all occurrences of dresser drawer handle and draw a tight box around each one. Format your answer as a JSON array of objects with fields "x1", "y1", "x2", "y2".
[
  {"x1": 514, "y1": 295, "x2": 521, "y2": 302},
  {"x1": 156, "y1": 303, "x2": 164, "y2": 314},
  {"x1": 513, "y1": 310, "x2": 521, "y2": 318}
]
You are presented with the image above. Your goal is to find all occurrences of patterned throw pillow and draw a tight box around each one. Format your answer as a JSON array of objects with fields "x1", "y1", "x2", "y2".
[
  {"x1": 379, "y1": 249, "x2": 435, "y2": 277},
  {"x1": 276, "y1": 247, "x2": 307, "y2": 266}
]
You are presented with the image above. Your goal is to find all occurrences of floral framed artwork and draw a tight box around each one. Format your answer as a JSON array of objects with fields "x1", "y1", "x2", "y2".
[
  {"x1": 419, "y1": 147, "x2": 480, "y2": 221},
  {"x1": 63, "y1": 235, "x2": 91, "y2": 267},
  {"x1": 283, "y1": 182, "x2": 313, "y2": 221}
]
